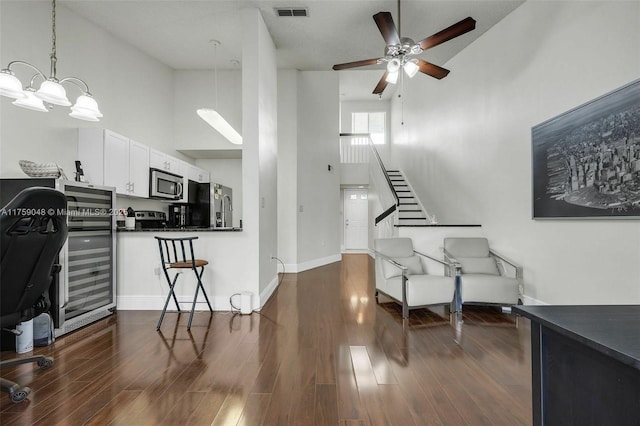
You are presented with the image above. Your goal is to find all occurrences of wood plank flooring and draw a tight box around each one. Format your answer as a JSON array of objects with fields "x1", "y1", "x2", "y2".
[{"x1": 1, "y1": 254, "x2": 532, "y2": 425}]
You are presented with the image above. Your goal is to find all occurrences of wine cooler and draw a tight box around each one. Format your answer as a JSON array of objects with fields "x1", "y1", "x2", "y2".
[{"x1": 0, "y1": 179, "x2": 116, "y2": 337}]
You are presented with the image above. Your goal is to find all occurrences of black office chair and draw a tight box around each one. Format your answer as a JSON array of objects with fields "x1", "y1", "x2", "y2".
[{"x1": 0, "y1": 187, "x2": 68, "y2": 403}]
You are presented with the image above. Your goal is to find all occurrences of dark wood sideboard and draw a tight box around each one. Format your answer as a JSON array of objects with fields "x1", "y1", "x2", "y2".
[{"x1": 513, "y1": 305, "x2": 640, "y2": 426}]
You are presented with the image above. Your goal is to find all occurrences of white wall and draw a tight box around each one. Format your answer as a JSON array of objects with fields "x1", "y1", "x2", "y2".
[
  {"x1": 0, "y1": 2, "x2": 176, "y2": 178},
  {"x1": 277, "y1": 69, "x2": 299, "y2": 268},
  {"x1": 195, "y1": 158, "x2": 243, "y2": 228},
  {"x1": 242, "y1": 9, "x2": 278, "y2": 296},
  {"x1": 390, "y1": 1, "x2": 640, "y2": 304},
  {"x1": 296, "y1": 71, "x2": 341, "y2": 267}
]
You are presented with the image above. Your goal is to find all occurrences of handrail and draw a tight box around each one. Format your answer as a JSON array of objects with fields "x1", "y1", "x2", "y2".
[{"x1": 340, "y1": 133, "x2": 399, "y2": 225}]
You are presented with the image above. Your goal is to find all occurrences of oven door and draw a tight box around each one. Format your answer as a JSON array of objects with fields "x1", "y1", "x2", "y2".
[{"x1": 150, "y1": 169, "x2": 183, "y2": 200}]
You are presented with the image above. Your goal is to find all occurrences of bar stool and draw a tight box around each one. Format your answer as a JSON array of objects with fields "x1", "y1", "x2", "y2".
[{"x1": 155, "y1": 236, "x2": 213, "y2": 330}]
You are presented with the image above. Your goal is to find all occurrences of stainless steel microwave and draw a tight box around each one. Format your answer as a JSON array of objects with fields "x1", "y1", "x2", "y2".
[{"x1": 150, "y1": 168, "x2": 183, "y2": 200}]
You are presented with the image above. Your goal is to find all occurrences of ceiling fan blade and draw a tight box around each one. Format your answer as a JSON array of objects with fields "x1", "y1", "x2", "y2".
[
  {"x1": 373, "y1": 12, "x2": 400, "y2": 46},
  {"x1": 417, "y1": 60, "x2": 450, "y2": 79},
  {"x1": 418, "y1": 17, "x2": 476, "y2": 51},
  {"x1": 332, "y1": 58, "x2": 380, "y2": 70},
  {"x1": 373, "y1": 72, "x2": 389, "y2": 95}
]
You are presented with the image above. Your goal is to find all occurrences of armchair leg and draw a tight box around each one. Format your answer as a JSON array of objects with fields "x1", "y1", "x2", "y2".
[{"x1": 454, "y1": 275, "x2": 462, "y2": 313}]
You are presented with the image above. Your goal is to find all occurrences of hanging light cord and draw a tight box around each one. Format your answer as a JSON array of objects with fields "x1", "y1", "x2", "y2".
[
  {"x1": 397, "y1": 0, "x2": 401, "y2": 36},
  {"x1": 213, "y1": 41, "x2": 219, "y2": 110},
  {"x1": 50, "y1": 0, "x2": 58, "y2": 79}
]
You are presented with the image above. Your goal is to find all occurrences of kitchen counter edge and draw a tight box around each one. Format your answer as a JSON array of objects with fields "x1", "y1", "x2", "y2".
[{"x1": 117, "y1": 227, "x2": 243, "y2": 233}]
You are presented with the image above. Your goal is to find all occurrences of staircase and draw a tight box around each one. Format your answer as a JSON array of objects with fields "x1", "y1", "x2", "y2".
[{"x1": 387, "y1": 170, "x2": 431, "y2": 227}]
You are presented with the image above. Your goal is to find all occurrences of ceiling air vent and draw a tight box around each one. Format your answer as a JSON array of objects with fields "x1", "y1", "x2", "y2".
[{"x1": 275, "y1": 7, "x2": 309, "y2": 17}]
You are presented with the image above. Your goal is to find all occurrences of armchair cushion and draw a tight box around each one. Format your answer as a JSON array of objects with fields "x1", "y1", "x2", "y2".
[
  {"x1": 457, "y1": 256, "x2": 499, "y2": 275},
  {"x1": 382, "y1": 255, "x2": 424, "y2": 279},
  {"x1": 444, "y1": 237, "x2": 490, "y2": 257},
  {"x1": 459, "y1": 274, "x2": 519, "y2": 305},
  {"x1": 386, "y1": 275, "x2": 455, "y2": 307}
]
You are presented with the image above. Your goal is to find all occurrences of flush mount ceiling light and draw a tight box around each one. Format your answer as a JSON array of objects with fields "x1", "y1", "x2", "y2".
[
  {"x1": 0, "y1": 0, "x2": 102, "y2": 121},
  {"x1": 196, "y1": 40, "x2": 242, "y2": 145}
]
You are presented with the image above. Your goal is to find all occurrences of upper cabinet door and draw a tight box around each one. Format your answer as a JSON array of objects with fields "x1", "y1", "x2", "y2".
[
  {"x1": 166, "y1": 156, "x2": 183, "y2": 175},
  {"x1": 149, "y1": 148, "x2": 167, "y2": 171},
  {"x1": 128, "y1": 140, "x2": 150, "y2": 198},
  {"x1": 103, "y1": 130, "x2": 130, "y2": 195},
  {"x1": 188, "y1": 164, "x2": 210, "y2": 183}
]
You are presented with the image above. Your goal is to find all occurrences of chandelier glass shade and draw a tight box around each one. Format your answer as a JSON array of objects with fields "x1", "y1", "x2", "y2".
[
  {"x1": 0, "y1": 0, "x2": 102, "y2": 121},
  {"x1": 12, "y1": 87, "x2": 48, "y2": 112}
]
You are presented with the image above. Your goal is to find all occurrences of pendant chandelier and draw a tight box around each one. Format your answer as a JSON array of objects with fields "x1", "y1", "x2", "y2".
[
  {"x1": 196, "y1": 40, "x2": 242, "y2": 145},
  {"x1": 0, "y1": 0, "x2": 102, "y2": 121}
]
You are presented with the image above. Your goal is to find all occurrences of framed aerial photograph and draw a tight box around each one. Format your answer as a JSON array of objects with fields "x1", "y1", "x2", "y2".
[{"x1": 532, "y1": 79, "x2": 640, "y2": 218}]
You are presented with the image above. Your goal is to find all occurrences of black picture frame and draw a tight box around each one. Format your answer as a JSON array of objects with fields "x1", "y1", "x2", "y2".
[{"x1": 532, "y1": 79, "x2": 640, "y2": 218}]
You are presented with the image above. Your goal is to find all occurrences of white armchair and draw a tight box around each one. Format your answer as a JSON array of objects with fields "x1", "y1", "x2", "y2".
[
  {"x1": 443, "y1": 237, "x2": 523, "y2": 311},
  {"x1": 374, "y1": 238, "x2": 455, "y2": 319}
]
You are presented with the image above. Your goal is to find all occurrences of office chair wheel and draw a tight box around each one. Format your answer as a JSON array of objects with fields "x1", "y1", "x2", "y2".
[
  {"x1": 37, "y1": 357, "x2": 54, "y2": 369},
  {"x1": 10, "y1": 387, "x2": 31, "y2": 403}
]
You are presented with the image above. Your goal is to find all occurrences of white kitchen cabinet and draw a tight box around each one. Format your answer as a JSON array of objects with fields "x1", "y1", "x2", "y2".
[
  {"x1": 127, "y1": 140, "x2": 150, "y2": 197},
  {"x1": 78, "y1": 128, "x2": 149, "y2": 198},
  {"x1": 149, "y1": 148, "x2": 183, "y2": 176},
  {"x1": 187, "y1": 164, "x2": 210, "y2": 183}
]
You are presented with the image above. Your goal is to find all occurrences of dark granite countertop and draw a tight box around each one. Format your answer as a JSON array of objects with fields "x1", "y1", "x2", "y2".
[
  {"x1": 117, "y1": 227, "x2": 242, "y2": 233},
  {"x1": 514, "y1": 305, "x2": 640, "y2": 370}
]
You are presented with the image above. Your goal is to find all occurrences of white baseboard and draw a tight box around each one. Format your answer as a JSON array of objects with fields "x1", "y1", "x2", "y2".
[
  {"x1": 280, "y1": 253, "x2": 341, "y2": 273},
  {"x1": 117, "y1": 295, "x2": 238, "y2": 311},
  {"x1": 521, "y1": 295, "x2": 548, "y2": 305},
  {"x1": 258, "y1": 275, "x2": 279, "y2": 309},
  {"x1": 341, "y1": 249, "x2": 370, "y2": 254}
]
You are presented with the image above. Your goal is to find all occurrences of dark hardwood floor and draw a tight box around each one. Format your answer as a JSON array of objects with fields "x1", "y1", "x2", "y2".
[{"x1": 1, "y1": 254, "x2": 532, "y2": 425}]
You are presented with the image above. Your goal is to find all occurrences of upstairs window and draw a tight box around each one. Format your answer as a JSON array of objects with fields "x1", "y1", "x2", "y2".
[{"x1": 352, "y1": 112, "x2": 385, "y2": 144}]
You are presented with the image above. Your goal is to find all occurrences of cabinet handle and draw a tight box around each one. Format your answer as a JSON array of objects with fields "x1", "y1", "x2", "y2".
[{"x1": 131, "y1": 182, "x2": 135, "y2": 192}]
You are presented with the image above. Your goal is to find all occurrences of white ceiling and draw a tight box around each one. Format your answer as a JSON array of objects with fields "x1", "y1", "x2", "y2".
[{"x1": 63, "y1": 0, "x2": 523, "y2": 100}]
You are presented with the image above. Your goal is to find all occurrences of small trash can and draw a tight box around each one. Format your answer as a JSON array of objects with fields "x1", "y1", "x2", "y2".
[
  {"x1": 240, "y1": 292, "x2": 253, "y2": 315},
  {"x1": 15, "y1": 319, "x2": 33, "y2": 354}
]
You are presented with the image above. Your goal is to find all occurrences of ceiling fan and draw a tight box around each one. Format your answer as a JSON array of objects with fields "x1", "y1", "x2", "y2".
[{"x1": 332, "y1": 2, "x2": 476, "y2": 95}]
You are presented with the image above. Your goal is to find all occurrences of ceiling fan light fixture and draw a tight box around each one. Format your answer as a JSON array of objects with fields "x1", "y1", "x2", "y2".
[
  {"x1": 404, "y1": 59, "x2": 419, "y2": 78},
  {"x1": 386, "y1": 58, "x2": 401, "y2": 73},
  {"x1": 385, "y1": 71, "x2": 399, "y2": 84}
]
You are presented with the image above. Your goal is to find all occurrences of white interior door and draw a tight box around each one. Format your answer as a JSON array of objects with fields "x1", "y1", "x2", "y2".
[{"x1": 344, "y1": 189, "x2": 369, "y2": 250}]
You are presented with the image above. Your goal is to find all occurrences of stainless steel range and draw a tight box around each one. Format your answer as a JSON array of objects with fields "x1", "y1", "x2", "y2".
[{"x1": 134, "y1": 210, "x2": 167, "y2": 229}]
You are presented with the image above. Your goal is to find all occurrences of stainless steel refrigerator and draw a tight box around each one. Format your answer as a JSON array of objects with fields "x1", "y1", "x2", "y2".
[
  {"x1": 0, "y1": 179, "x2": 116, "y2": 337},
  {"x1": 211, "y1": 183, "x2": 233, "y2": 228}
]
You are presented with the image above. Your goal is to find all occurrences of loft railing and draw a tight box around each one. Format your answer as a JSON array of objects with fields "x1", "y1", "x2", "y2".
[{"x1": 339, "y1": 133, "x2": 399, "y2": 225}]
